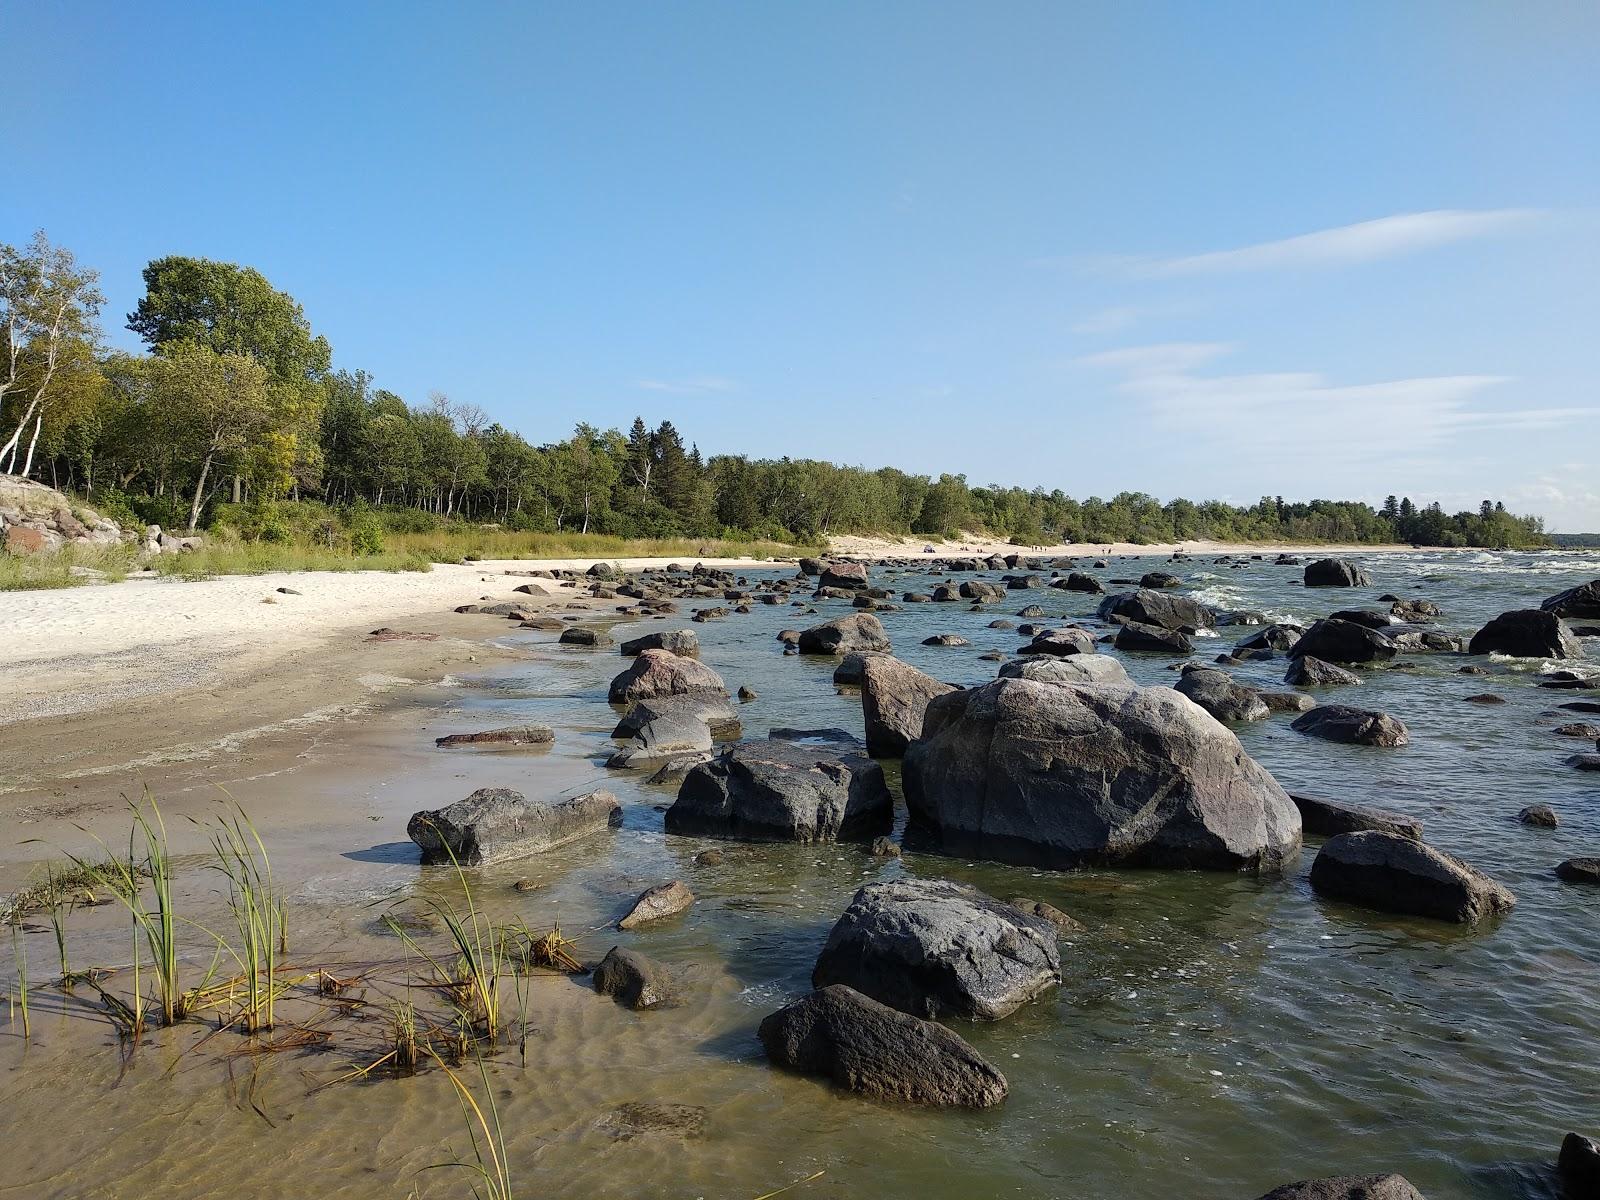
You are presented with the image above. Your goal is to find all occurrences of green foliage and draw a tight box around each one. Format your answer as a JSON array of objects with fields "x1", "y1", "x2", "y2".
[{"x1": 348, "y1": 509, "x2": 385, "y2": 556}]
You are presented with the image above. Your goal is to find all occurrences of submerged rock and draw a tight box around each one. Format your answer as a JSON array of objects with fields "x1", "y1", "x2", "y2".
[
  {"x1": 1289, "y1": 793, "x2": 1422, "y2": 841},
  {"x1": 593, "y1": 947, "x2": 676, "y2": 1009},
  {"x1": 812, "y1": 879, "x2": 1060, "y2": 1021},
  {"x1": 903, "y1": 677, "x2": 1300, "y2": 871},
  {"x1": 1253, "y1": 1175, "x2": 1424, "y2": 1200},
  {"x1": 798, "y1": 613, "x2": 892, "y2": 655},
  {"x1": 408, "y1": 789, "x2": 621, "y2": 866},
  {"x1": 1519, "y1": 805, "x2": 1559, "y2": 828},
  {"x1": 859, "y1": 656, "x2": 958, "y2": 758},
  {"x1": 1006, "y1": 897, "x2": 1085, "y2": 934},
  {"x1": 434, "y1": 725, "x2": 554, "y2": 748},
  {"x1": 618, "y1": 880, "x2": 694, "y2": 929},
  {"x1": 758, "y1": 985, "x2": 1008, "y2": 1108},
  {"x1": 1310, "y1": 830, "x2": 1515, "y2": 924},
  {"x1": 667, "y1": 739, "x2": 892, "y2": 842}
]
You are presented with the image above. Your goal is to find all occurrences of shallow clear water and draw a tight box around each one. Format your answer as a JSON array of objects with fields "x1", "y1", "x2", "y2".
[{"x1": 3, "y1": 550, "x2": 1598, "y2": 1200}]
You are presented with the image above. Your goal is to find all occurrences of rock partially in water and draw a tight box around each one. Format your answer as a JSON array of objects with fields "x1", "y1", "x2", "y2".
[
  {"x1": 1007, "y1": 896, "x2": 1085, "y2": 934},
  {"x1": 1253, "y1": 1175, "x2": 1425, "y2": 1200},
  {"x1": 1259, "y1": 690, "x2": 1316, "y2": 713},
  {"x1": 607, "y1": 709, "x2": 715, "y2": 767},
  {"x1": 608, "y1": 648, "x2": 727, "y2": 704},
  {"x1": 434, "y1": 725, "x2": 554, "y2": 748},
  {"x1": 1175, "y1": 666, "x2": 1269, "y2": 723},
  {"x1": 1566, "y1": 753, "x2": 1600, "y2": 772},
  {"x1": 408, "y1": 788, "x2": 621, "y2": 866},
  {"x1": 860, "y1": 656, "x2": 958, "y2": 758},
  {"x1": 667, "y1": 739, "x2": 892, "y2": 843},
  {"x1": 594, "y1": 1101, "x2": 706, "y2": 1140},
  {"x1": 618, "y1": 880, "x2": 694, "y2": 929},
  {"x1": 1140, "y1": 571, "x2": 1181, "y2": 589},
  {"x1": 619, "y1": 629, "x2": 700, "y2": 658},
  {"x1": 1310, "y1": 830, "x2": 1515, "y2": 924},
  {"x1": 818, "y1": 561, "x2": 870, "y2": 591},
  {"x1": 1543, "y1": 579, "x2": 1600, "y2": 619},
  {"x1": 1304, "y1": 558, "x2": 1372, "y2": 587},
  {"x1": 1019, "y1": 626, "x2": 1099, "y2": 657},
  {"x1": 1053, "y1": 571, "x2": 1104, "y2": 594},
  {"x1": 812, "y1": 879, "x2": 1060, "y2": 1021},
  {"x1": 1114, "y1": 620, "x2": 1194, "y2": 655},
  {"x1": 868, "y1": 835, "x2": 900, "y2": 858},
  {"x1": 611, "y1": 694, "x2": 739, "y2": 741},
  {"x1": 904, "y1": 677, "x2": 1300, "y2": 871},
  {"x1": 921, "y1": 633, "x2": 969, "y2": 647},
  {"x1": 1288, "y1": 619, "x2": 1396, "y2": 664},
  {"x1": 1235, "y1": 623, "x2": 1304, "y2": 653},
  {"x1": 558, "y1": 626, "x2": 612, "y2": 647},
  {"x1": 1559, "y1": 1132, "x2": 1600, "y2": 1194},
  {"x1": 1289, "y1": 793, "x2": 1422, "y2": 841},
  {"x1": 1097, "y1": 588, "x2": 1215, "y2": 632},
  {"x1": 997, "y1": 654, "x2": 1130, "y2": 686},
  {"x1": 798, "y1": 613, "x2": 892, "y2": 655},
  {"x1": 1285, "y1": 655, "x2": 1362, "y2": 687},
  {"x1": 1557, "y1": 858, "x2": 1600, "y2": 884},
  {"x1": 1467, "y1": 609, "x2": 1584, "y2": 659},
  {"x1": 1519, "y1": 805, "x2": 1559, "y2": 828},
  {"x1": 593, "y1": 946, "x2": 676, "y2": 1008},
  {"x1": 758, "y1": 984, "x2": 1009, "y2": 1108},
  {"x1": 1291, "y1": 705, "x2": 1409, "y2": 747}
]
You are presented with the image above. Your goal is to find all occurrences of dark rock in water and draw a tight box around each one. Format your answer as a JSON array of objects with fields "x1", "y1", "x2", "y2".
[
  {"x1": 988, "y1": 618, "x2": 1016, "y2": 629},
  {"x1": 408, "y1": 789, "x2": 621, "y2": 865},
  {"x1": 1054, "y1": 571, "x2": 1104, "y2": 594},
  {"x1": 1310, "y1": 830, "x2": 1515, "y2": 924},
  {"x1": 1468, "y1": 609, "x2": 1584, "y2": 659},
  {"x1": 1097, "y1": 588, "x2": 1215, "y2": 632},
  {"x1": 608, "y1": 649, "x2": 727, "y2": 704},
  {"x1": 1236, "y1": 623, "x2": 1304, "y2": 653},
  {"x1": 1005, "y1": 574, "x2": 1044, "y2": 590},
  {"x1": 1285, "y1": 655, "x2": 1362, "y2": 687},
  {"x1": 1175, "y1": 666, "x2": 1269, "y2": 722},
  {"x1": 1015, "y1": 604, "x2": 1047, "y2": 618},
  {"x1": 798, "y1": 557, "x2": 824, "y2": 576},
  {"x1": 1519, "y1": 805, "x2": 1559, "y2": 827},
  {"x1": 595, "y1": 1101, "x2": 707, "y2": 1140},
  {"x1": 1231, "y1": 648, "x2": 1276, "y2": 663},
  {"x1": 1304, "y1": 558, "x2": 1372, "y2": 587},
  {"x1": 611, "y1": 694, "x2": 739, "y2": 740},
  {"x1": 1259, "y1": 690, "x2": 1316, "y2": 713},
  {"x1": 1543, "y1": 579, "x2": 1600, "y2": 619},
  {"x1": 1328, "y1": 608, "x2": 1397, "y2": 630},
  {"x1": 1562, "y1": 701, "x2": 1600, "y2": 714},
  {"x1": 1554, "y1": 722, "x2": 1600, "y2": 739},
  {"x1": 902, "y1": 677, "x2": 1300, "y2": 871},
  {"x1": 758, "y1": 985, "x2": 1009, "y2": 1108},
  {"x1": 1020, "y1": 626, "x2": 1099, "y2": 657},
  {"x1": 693, "y1": 848, "x2": 724, "y2": 866},
  {"x1": 1291, "y1": 705, "x2": 1409, "y2": 747},
  {"x1": 959, "y1": 580, "x2": 1006, "y2": 602},
  {"x1": 1457, "y1": 665, "x2": 1489, "y2": 674},
  {"x1": 593, "y1": 947, "x2": 675, "y2": 1009},
  {"x1": 997, "y1": 655, "x2": 1130, "y2": 685},
  {"x1": 1252, "y1": 1175, "x2": 1425, "y2": 1200},
  {"x1": 1569, "y1": 753, "x2": 1600, "y2": 771},
  {"x1": 1290, "y1": 793, "x2": 1422, "y2": 841},
  {"x1": 818, "y1": 561, "x2": 870, "y2": 591},
  {"x1": 798, "y1": 613, "x2": 892, "y2": 655},
  {"x1": 559, "y1": 626, "x2": 612, "y2": 646},
  {"x1": 769, "y1": 727, "x2": 863, "y2": 747},
  {"x1": 1559, "y1": 1132, "x2": 1600, "y2": 1194},
  {"x1": 1557, "y1": 858, "x2": 1600, "y2": 884},
  {"x1": 618, "y1": 880, "x2": 694, "y2": 929},
  {"x1": 868, "y1": 835, "x2": 900, "y2": 858},
  {"x1": 1390, "y1": 599, "x2": 1441, "y2": 623},
  {"x1": 931, "y1": 583, "x2": 961, "y2": 602},
  {"x1": 812, "y1": 879, "x2": 1061, "y2": 1020},
  {"x1": 861, "y1": 656, "x2": 958, "y2": 758},
  {"x1": 435, "y1": 725, "x2": 554, "y2": 748},
  {"x1": 1114, "y1": 621, "x2": 1194, "y2": 654},
  {"x1": 606, "y1": 709, "x2": 714, "y2": 767},
  {"x1": 1140, "y1": 571, "x2": 1181, "y2": 589},
  {"x1": 667, "y1": 740, "x2": 892, "y2": 843},
  {"x1": 922, "y1": 633, "x2": 970, "y2": 647},
  {"x1": 737, "y1": 685, "x2": 757, "y2": 701},
  {"x1": 1007, "y1": 897, "x2": 1084, "y2": 934},
  {"x1": 1289, "y1": 619, "x2": 1396, "y2": 664},
  {"x1": 620, "y1": 629, "x2": 700, "y2": 658},
  {"x1": 1462, "y1": 692, "x2": 1505, "y2": 706}
]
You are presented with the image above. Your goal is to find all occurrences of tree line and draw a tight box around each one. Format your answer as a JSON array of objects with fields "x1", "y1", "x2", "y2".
[{"x1": 0, "y1": 232, "x2": 1549, "y2": 549}]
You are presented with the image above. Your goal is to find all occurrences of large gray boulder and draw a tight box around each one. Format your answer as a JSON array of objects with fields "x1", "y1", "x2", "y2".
[
  {"x1": 859, "y1": 656, "x2": 958, "y2": 758},
  {"x1": 1175, "y1": 666, "x2": 1269, "y2": 722},
  {"x1": 1017, "y1": 626, "x2": 1098, "y2": 657},
  {"x1": 1543, "y1": 579, "x2": 1600, "y2": 619},
  {"x1": 818, "y1": 561, "x2": 870, "y2": 590},
  {"x1": 1467, "y1": 609, "x2": 1584, "y2": 659},
  {"x1": 1291, "y1": 705, "x2": 1409, "y2": 747},
  {"x1": 1310, "y1": 830, "x2": 1515, "y2": 923},
  {"x1": 798, "y1": 613, "x2": 892, "y2": 655},
  {"x1": 902, "y1": 678, "x2": 1300, "y2": 871},
  {"x1": 611, "y1": 693, "x2": 740, "y2": 740},
  {"x1": 666, "y1": 739, "x2": 892, "y2": 842},
  {"x1": 407, "y1": 788, "x2": 621, "y2": 865},
  {"x1": 1096, "y1": 588, "x2": 1215, "y2": 632},
  {"x1": 1285, "y1": 655, "x2": 1362, "y2": 687},
  {"x1": 607, "y1": 648, "x2": 727, "y2": 704},
  {"x1": 1288, "y1": 619, "x2": 1397, "y2": 664},
  {"x1": 811, "y1": 879, "x2": 1060, "y2": 1021},
  {"x1": 1304, "y1": 558, "x2": 1372, "y2": 587},
  {"x1": 1235, "y1": 623, "x2": 1303, "y2": 653},
  {"x1": 619, "y1": 629, "x2": 700, "y2": 658},
  {"x1": 607, "y1": 709, "x2": 714, "y2": 767},
  {"x1": 997, "y1": 655, "x2": 1130, "y2": 685},
  {"x1": 1253, "y1": 1175, "x2": 1425, "y2": 1200},
  {"x1": 758, "y1": 985, "x2": 1008, "y2": 1108},
  {"x1": 1114, "y1": 620, "x2": 1194, "y2": 654},
  {"x1": 959, "y1": 580, "x2": 1006, "y2": 602}
]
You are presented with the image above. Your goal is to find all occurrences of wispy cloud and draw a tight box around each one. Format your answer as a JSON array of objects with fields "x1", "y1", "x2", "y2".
[
  {"x1": 1115, "y1": 208, "x2": 1541, "y2": 278},
  {"x1": 635, "y1": 375, "x2": 737, "y2": 395},
  {"x1": 1077, "y1": 341, "x2": 1592, "y2": 462}
]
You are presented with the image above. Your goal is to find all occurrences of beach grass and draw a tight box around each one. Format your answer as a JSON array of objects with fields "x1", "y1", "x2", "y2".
[{"x1": 0, "y1": 542, "x2": 137, "y2": 590}]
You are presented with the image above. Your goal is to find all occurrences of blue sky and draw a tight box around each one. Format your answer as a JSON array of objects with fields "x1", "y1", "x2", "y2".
[{"x1": 9, "y1": 1, "x2": 1599, "y2": 527}]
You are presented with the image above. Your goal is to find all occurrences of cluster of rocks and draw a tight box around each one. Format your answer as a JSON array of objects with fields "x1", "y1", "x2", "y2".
[{"x1": 0, "y1": 475, "x2": 128, "y2": 554}]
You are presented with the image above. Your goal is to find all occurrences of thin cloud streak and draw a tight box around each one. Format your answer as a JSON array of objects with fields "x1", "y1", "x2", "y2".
[
  {"x1": 635, "y1": 375, "x2": 738, "y2": 395},
  {"x1": 1119, "y1": 208, "x2": 1541, "y2": 278}
]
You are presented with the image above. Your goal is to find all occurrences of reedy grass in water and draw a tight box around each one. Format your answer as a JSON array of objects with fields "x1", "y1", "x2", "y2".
[
  {"x1": 207, "y1": 803, "x2": 288, "y2": 1035},
  {"x1": 426, "y1": 1050, "x2": 514, "y2": 1200},
  {"x1": 10, "y1": 927, "x2": 29, "y2": 1040}
]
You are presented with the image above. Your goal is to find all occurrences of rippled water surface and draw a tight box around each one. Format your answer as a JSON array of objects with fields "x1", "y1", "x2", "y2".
[{"x1": 4, "y1": 550, "x2": 1599, "y2": 1200}]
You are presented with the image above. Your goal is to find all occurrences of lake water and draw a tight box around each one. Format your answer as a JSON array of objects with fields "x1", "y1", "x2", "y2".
[{"x1": 3, "y1": 550, "x2": 1598, "y2": 1200}]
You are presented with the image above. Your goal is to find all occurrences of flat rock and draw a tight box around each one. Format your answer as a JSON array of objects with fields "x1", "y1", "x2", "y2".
[
  {"x1": 1310, "y1": 830, "x2": 1515, "y2": 923},
  {"x1": 1290, "y1": 793, "x2": 1422, "y2": 841},
  {"x1": 1253, "y1": 1175, "x2": 1425, "y2": 1200},
  {"x1": 758, "y1": 985, "x2": 1008, "y2": 1108},
  {"x1": 434, "y1": 725, "x2": 554, "y2": 748},
  {"x1": 812, "y1": 879, "x2": 1061, "y2": 1021},
  {"x1": 997, "y1": 654, "x2": 1130, "y2": 685},
  {"x1": 1292, "y1": 705, "x2": 1409, "y2": 747},
  {"x1": 408, "y1": 788, "x2": 621, "y2": 866},
  {"x1": 620, "y1": 629, "x2": 700, "y2": 657}
]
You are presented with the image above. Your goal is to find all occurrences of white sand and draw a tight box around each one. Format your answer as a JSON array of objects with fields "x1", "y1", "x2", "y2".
[{"x1": 825, "y1": 532, "x2": 1416, "y2": 561}]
